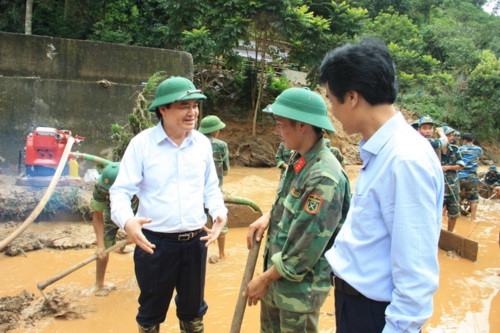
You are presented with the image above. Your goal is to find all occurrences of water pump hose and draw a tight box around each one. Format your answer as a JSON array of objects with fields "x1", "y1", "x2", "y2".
[{"x1": 0, "y1": 137, "x2": 75, "y2": 251}]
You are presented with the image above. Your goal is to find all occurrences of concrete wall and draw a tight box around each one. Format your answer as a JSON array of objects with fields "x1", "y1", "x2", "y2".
[{"x1": 0, "y1": 32, "x2": 193, "y2": 169}]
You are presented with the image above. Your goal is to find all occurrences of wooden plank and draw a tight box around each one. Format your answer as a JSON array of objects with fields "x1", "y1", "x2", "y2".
[{"x1": 439, "y1": 229, "x2": 478, "y2": 262}]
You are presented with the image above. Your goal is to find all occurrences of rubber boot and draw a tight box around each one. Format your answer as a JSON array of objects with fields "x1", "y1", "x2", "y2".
[
  {"x1": 179, "y1": 317, "x2": 204, "y2": 333},
  {"x1": 138, "y1": 324, "x2": 159, "y2": 333}
]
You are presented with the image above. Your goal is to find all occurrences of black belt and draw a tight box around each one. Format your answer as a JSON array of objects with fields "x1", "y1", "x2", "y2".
[
  {"x1": 143, "y1": 229, "x2": 203, "y2": 241},
  {"x1": 333, "y1": 276, "x2": 362, "y2": 297}
]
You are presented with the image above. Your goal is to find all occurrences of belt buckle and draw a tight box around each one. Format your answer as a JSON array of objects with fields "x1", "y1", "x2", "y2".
[{"x1": 178, "y1": 232, "x2": 193, "y2": 241}]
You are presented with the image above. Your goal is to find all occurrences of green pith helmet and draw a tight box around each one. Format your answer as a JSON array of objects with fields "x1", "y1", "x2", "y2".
[
  {"x1": 198, "y1": 115, "x2": 226, "y2": 134},
  {"x1": 97, "y1": 162, "x2": 120, "y2": 190},
  {"x1": 263, "y1": 87, "x2": 335, "y2": 132},
  {"x1": 418, "y1": 115, "x2": 434, "y2": 128},
  {"x1": 148, "y1": 76, "x2": 207, "y2": 111},
  {"x1": 442, "y1": 125, "x2": 455, "y2": 135}
]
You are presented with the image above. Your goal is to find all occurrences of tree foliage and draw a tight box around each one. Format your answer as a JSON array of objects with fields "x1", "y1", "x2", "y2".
[{"x1": 2, "y1": 0, "x2": 500, "y2": 142}]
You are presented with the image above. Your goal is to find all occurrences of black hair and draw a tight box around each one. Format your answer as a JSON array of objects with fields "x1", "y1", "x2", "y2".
[
  {"x1": 154, "y1": 103, "x2": 172, "y2": 120},
  {"x1": 319, "y1": 37, "x2": 398, "y2": 105},
  {"x1": 462, "y1": 133, "x2": 474, "y2": 142}
]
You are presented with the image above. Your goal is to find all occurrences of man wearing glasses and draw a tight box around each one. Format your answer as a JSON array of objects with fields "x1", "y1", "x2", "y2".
[{"x1": 110, "y1": 76, "x2": 227, "y2": 333}]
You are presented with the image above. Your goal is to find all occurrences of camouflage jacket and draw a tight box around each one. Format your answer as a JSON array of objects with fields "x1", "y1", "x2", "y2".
[
  {"x1": 275, "y1": 142, "x2": 294, "y2": 172},
  {"x1": 484, "y1": 171, "x2": 500, "y2": 186},
  {"x1": 207, "y1": 135, "x2": 230, "y2": 187},
  {"x1": 441, "y1": 144, "x2": 464, "y2": 185},
  {"x1": 427, "y1": 137, "x2": 447, "y2": 150},
  {"x1": 264, "y1": 139, "x2": 351, "y2": 312},
  {"x1": 91, "y1": 184, "x2": 138, "y2": 224}
]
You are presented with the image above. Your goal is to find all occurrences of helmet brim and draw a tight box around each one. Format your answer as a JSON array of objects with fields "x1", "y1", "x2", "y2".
[
  {"x1": 198, "y1": 122, "x2": 226, "y2": 134},
  {"x1": 263, "y1": 104, "x2": 335, "y2": 132},
  {"x1": 148, "y1": 93, "x2": 207, "y2": 111}
]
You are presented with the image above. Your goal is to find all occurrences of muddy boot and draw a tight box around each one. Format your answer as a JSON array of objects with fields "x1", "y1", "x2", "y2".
[
  {"x1": 138, "y1": 324, "x2": 159, "y2": 333},
  {"x1": 179, "y1": 317, "x2": 204, "y2": 333}
]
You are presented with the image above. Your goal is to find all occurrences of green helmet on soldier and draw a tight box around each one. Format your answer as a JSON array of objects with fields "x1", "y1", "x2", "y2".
[
  {"x1": 442, "y1": 125, "x2": 455, "y2": 135},
  {"x1": 263, "y1": 87, "x2": 335, "y2": 132},
  {"x1": 198, "y1": 115, "x2": 226, "y2": 134},
  {"x1": 418, "y1": 115, "x2": 434, "y2": 128},
  {"x1": 148, "y1": 76, "x2": 207, "y2": 111},
  {"x1": 97, "y1": 162, "x2": 120, "y2": 190}
]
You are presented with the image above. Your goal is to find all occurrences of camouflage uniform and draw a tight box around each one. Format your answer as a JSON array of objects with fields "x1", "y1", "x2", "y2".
[
  {"x1": 261, "y1": 139, "x2": 351, "y2": 332},
  {"x1": 484, "y1": 169, "x2": 500, "y2": 187},
  {"x1": 206, "y1": 135, "x2": 229, "y2": 187},
  {"x1": 441, "y1": 144, "x2": 465, "y2": 218},
  {"x1": 323, "y1": 138, "x2": 346, "y2": 167},
  {"x1": 427, "y1": 137, "x2": 447, "y2": 150},
  {"x1": 206, "y1": 134, "x2": 229, "y2": 235},
  {"x1": 275, "y1": 142, "x2": 293, "y2": 174},
  {"x1": 91, "y1": 184, "x2": 138, "y2": 248},
  {"x1": 458, "y1": 143, "x2": 483, "y2": 203}
]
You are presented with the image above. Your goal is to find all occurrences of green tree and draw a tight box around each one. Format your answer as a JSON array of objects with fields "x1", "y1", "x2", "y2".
[
  {"x1": 181, "y1": 26, "x2": 217, "y2": 120},
  {"x1": 290, "y1": 1, "x2": 369, "y2": 86},
  {"x1": 452, "y1": 50, "x2": 500, "y2": 139}
]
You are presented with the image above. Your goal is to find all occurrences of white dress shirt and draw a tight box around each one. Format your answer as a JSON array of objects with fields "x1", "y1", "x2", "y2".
[
  {"x1": 325, "y1": 112, "x2": 444, "y2": 332},
  {"x1": 110, "y1": 122, "x2": 227, "y2": 232}
]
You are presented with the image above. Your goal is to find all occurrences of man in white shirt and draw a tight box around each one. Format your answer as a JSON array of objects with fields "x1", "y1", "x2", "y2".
[
  {"x1": 110, "y1": 76, "x2": 227, "y2": 333},
  {"x1": 320, "y1": 38, "x2": 444, "y2": 333}
]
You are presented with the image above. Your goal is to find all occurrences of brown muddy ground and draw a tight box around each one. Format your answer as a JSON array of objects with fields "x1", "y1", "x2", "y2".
[
  {"x1": 1, "y1": 114, "x2": 500, "y2": 332},
  {"x1": 1, "y1": 165, "x2": 500, "y2": 332}
]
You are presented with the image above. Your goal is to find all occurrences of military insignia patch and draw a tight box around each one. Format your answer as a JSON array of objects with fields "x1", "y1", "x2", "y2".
[
  {"x1": 294, "y1": 156, "x2": 306, "y2": 173},
  {"x1": 304, "y1": 194, "x2": 323, "y2": 214},
  {"x1": 290, "y1": 188, "x2": 300, "y2": 197}
]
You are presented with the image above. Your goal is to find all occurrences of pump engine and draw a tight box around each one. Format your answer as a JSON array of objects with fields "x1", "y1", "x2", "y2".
[{"x1": 20, "y1": 126, "x2": 84, "y2": 177}]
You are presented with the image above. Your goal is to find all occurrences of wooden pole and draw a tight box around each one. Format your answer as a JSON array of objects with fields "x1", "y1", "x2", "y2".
[
  {"x1": 37, "y1": 239, "x2": 128, "y2": 291},
  {"x1": 229, "y1": 237, "x2": 261, "y2": 333}
]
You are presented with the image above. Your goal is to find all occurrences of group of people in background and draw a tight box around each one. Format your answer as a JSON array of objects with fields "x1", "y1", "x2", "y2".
[
  {"x1": 414, "y1": 114, "x2": 489, "y2": 231},
  {"x1": 85, "y1": 37, "x2": 497, "y2": 333}
]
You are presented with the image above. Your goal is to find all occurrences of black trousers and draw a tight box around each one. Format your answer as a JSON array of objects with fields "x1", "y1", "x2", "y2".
[
  {"x1": 335, "y1": 280, "x2": 390, "y2": 333},
  {"x1": 135, "y1": 229, "x2": 208, "y2": 327}
]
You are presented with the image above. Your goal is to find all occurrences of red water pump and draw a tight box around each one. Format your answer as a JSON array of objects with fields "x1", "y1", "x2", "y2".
[{"x1": 21, "y1": 126, "x2": 84, "y2": 177}]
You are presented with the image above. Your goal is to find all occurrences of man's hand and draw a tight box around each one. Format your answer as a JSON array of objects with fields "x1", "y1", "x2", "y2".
[
  {"x1": 201, "y1": 215, "x2": 227, "y2": 247},
  {"x1": 124, "y1": 217, "x2": 155, "y2": 254},
  {"x1": 243, "y1": 266, "x2": 281, "y2": 306},
  {"x1": 247, "y1": 211, "x2": 271, "y2": 249}
]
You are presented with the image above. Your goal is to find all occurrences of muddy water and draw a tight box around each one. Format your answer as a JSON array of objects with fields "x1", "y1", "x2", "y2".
[{"x1": 1, "y1": 165, "x2": 500, "y2": 332}]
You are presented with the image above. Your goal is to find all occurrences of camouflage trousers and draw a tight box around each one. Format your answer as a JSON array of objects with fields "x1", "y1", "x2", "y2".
[
  {"x1": 103, "y1": 208, "x2": 119, "y2": 248},
  {"x1": 444, "y1": 178, "x2": 461, "y2": 218},
  {"x1": 260, "y1": 299, "x2": 319, "y2": 333}
]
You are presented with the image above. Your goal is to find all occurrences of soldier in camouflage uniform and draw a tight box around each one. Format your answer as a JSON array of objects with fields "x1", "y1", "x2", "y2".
[
  {"x1": 482, "y1": 165, "x2": 500, "y2": 189},
  {"x1": 417, "y1": 115, "x2": 448, "y2": 151},
  {"x1": 244, "y1": 87, "x2": 351, "y2": 333},
  {"x1": 323, "y1": 137, "x2": 346, "y2": 169},
  {"x1": 458, "y1": 133, "x2": 484, "y2": 221},
  {"x1": 440, "y1": 126, "x2": 465, "y2": 232},
  {"x1": 198, "y1": 115, "x2": 230, "y2": 262},
  {"x1": 275, "y1": 142, "x2": 293, "y2": 176},
  {"x1": 91, "y1": 162, "x2": 138, "y2": 296}
]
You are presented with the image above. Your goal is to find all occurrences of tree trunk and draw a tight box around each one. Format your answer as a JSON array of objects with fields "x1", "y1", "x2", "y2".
[{"x1": 25, "y1": 0, "x2": 34, "y2": 35}]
